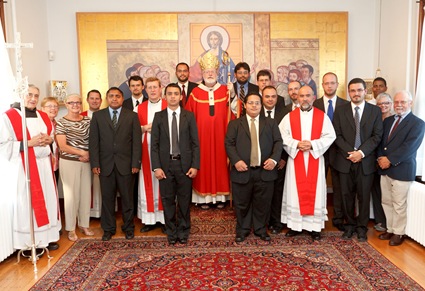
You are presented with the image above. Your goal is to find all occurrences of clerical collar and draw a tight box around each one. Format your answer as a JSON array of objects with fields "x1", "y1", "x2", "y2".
[
  {"x1": 300, "y1": 107, "x2": 313, "y2": 112},
  {"x1": 149, "y1": 98, "x2": 161, "y2": 104},
  {"x1": 11, "y1": 103, "x2": 38, "y2": 117}
]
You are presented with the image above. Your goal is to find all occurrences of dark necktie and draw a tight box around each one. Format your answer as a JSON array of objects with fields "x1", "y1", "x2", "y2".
[
  {"x1": 250, "y1": 118, "x2": 259, "y2": 166},
  {"x1": 135, "y1": 100, "x2": 140, "y2": 107},
  {"x1": 388, "y1": 115, "x2": 401, "y2": 141},
  {"x1": 171, "y1": 112, "x2": 180, "y2": 155},
  {"x1": 112, "y1": 110, "x2": 118, "y2": 129},
  {"x1": 181, "y1": 84, "x2": 186, "y2": 107},
  {"x1": 354, "y1": 106, "x2": 361, "y2": 149},
  {"x1": 239, "y1": 85, "x2": 245, "y2": 102},
  {"x1": 327, "y1": 99, "x2": 334, "y2": 121},
  {"x1": 267, "y1": 110, "x2": 272, "y2": 118}
]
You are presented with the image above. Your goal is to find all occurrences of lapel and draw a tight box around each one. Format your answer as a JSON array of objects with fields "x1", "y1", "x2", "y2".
[
  {"x1": 115, "y1": 107, "x2": 127, "y2": 131},
  {"x1": 241, "y1": 116, "x2": 250, "y2": 138},
  {"x1": 360, "y1": 102, "x2": 371, "y2": 128},
  {"x1": 316, "y1": 98, "x2": 326, "y2": 111},
  {"x1": 179, "y1": 109, "x2": 187, "y2": 137},
  {"x1": 103, "y1": 108, "x2": 114, "y2": 130},
  {"x1": 387, "y1": 112, "x2": 411, "y2": 143},
  {"x1": 161, "y1": 110, "x2": 170, "y2": 141},
  {"x1": 344, "y1": 103, "x2": 356, "y2": 130},
  {"x1": 258, "y1": 115, "x2": 266, "y2": 137}
]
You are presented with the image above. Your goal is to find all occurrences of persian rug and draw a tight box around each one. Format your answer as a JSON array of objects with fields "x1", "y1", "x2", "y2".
[{"x1": 31, "y1": 232, "x2": 424, "y2": 290}]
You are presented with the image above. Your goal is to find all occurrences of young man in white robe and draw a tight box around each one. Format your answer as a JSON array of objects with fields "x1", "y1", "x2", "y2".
[{"x1": 279, "y1": 85, "x2": 336, "y2": 241}]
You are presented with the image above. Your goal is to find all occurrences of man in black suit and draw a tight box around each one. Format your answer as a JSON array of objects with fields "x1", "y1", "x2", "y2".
[
  {"x1": 332, "y1": 78, "x2": 383, "y2": 242},
  {"x1": 174, "y1": 62, "x2": 198, "y2": 108},
  {"x1": 257, "y1": 69, "x2": 285, "y2": 111},
  {"x1": 151, "y1": 84, "x2": 200, "y2": 245},
  {"x1": 260, "y1": 85, "x2": 289, "y2": 234},
  {"x1": 231, "y1": 62, "x2": 259, "y2": 117},
  {"x1": 89, "y1": 87, "x2": 142, "y2": 241},
  {"x1": 313, "y1": 72, "x2": 349, "y2": 231},
  {"x1": 377, "y1": 90, "x2": 425, "y2": 246},
  {"x1": 225, "y1": 93, "x2": 283, "y2": 243},
  {"x1": 123, "y1": 75, "x2": 146, "y2": 110},
  {"x1": 285, "y1": 80, "x2": 301, "y2": 113}
]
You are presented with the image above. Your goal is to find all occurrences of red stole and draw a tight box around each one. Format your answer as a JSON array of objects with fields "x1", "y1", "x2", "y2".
[
  {"x1": 6, "y1": 108, "x2": 53, "y2": 227},
  {"x1": 290, "y1": 107, "x2": 324, "y2": 215},
  {"x1": 137, "y1": 100, "x2": 167, "y2": 212}
]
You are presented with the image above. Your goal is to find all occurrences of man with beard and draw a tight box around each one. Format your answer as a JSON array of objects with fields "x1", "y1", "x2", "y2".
[
  {"x1": 332, "y1": 78, "x2": 383, "y2": 242},
  {"x1": 123, "y1": 76, "x2": 146, "y2": 110},
  {"x1": 185, "y1": 52, "x2": 231, "y2": 210},
  {"x1": 174, "y1": 62, "x2": 197, "y2": 108},
  {"x1": 231, "y1": 62, "x2": 259, "y2": 117},
  {"x1": 279, "y1": 85, "x2": 336, "y2": 241},
  {"x1": 285, "y1": 80, "x2": 302, "y2": 112},
  {"x1": 313, "y1": 72, "x2": 349, "y2": 231}
]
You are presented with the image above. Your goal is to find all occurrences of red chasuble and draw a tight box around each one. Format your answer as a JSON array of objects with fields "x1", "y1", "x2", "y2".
[
  {"x1": 185, "y1": 84, "x2": 230, "y2": 196},
  {"x1": 137, "y1": 100, "x2": 167, "y2": 212},
  {"x1": 6, "y1": 108, "x2": 53, "y2": 227},
  {"x1": 289, "y1": 107, "x2": 324, "y2": 215}
]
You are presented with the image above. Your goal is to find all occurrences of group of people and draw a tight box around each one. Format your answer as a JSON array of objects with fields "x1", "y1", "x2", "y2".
[{"x1": 1, "y1": 53, "x2": 424, "y2": 251}]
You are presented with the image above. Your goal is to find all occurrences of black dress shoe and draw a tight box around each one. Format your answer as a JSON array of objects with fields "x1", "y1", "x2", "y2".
[
  {"x1": 102, "y1": 232, "x2": 113, "y2": 241},
  {"x1": 379, "y1": 232, "x2": 393, "y2": 240},
  {"x1": 342, "y1": 229, "x2": 354, "y2": 240},
  {"x1": 168, "y1": 238, "x2": 177, "y2": 245},
  {"x1": 357, "y1": 232, "x2": 367, "y2": 242},
  {"x1": 310, "y1": 231, "x2": 321, "y2": 241},
  {"x1": 235, "y1": 235, "x2": 245, "y2": 243},
  {"x1": 259, "y1": 234, "x2": 271, "y2": 241},
  {"x1": 333, "y1": 223, "x2": 345, "y2": 232},
  {"x1": 179, "y1": 238, "x2": 188, "y2": 244},
  {"x1": 140, "y1": 224, "x2": 157, "y2": 233},
  {"x1": 285, "y1": 230, "x2": 302, "y2": 237},
  {"x1": 48, "y1": 242, "x2": 59, "y2": 251},
  {"x1": 125, "y1": 230, "x2": 134, "y2": 240},
  {"x1": 389, "y1": 234, "x2": 404, "y2": 246}
]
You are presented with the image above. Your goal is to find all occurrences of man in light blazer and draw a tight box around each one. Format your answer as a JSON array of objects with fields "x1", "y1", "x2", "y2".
[
  {"x1": 89, "y1": 87, "x2": 142, "y2": 241},
  {"x1": 377, "y1": 90, "x2": 425, "y2": 246},
  {"x1": 332, "y1": 78, "x2": 383, "y2": 242},
  {"x1": 313, "y1": 72, "x2": 349, "y2": 231},
  {"x1": 225, "y1": 92, "x2": 283, "y2": 243},
  {"x1": 150, "y1": 84, "x2": 200, "y2": 245}
]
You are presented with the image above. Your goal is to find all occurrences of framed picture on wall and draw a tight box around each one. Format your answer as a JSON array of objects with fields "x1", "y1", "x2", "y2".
[{"x1": 50, "y1": 80, "x2": 68, "y2": 105}]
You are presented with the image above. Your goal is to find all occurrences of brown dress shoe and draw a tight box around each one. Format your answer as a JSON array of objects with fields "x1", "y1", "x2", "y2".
[
  {"x1": 378, "y1": 232, "x2": 393, "y2": 240},
  {"x1": 389, "y1": 234, "x2": 404, "y2": 246}
]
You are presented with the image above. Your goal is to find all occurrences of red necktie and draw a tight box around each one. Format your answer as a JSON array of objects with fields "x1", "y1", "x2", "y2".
[{"x1": 388, "y1": 115, "x2": 401, "y2": 141}]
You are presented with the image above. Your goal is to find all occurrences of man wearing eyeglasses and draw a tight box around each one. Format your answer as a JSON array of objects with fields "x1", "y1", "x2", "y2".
[
  {"x1": 313, "y1": 72, "x2": 349, "y2": 232},
  {"x1": 332, "y1": 78, "x2": 383, "y2": 242},
  {"x1": 225, "y1": 93, "x2": 282, "y2": 243}
]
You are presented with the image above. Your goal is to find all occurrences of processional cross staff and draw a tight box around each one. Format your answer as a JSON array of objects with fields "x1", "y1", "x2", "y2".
[
  {"x1": 224, "y1": 51, "x2": 234, "y2": 209},
  {"x1": 4, "y1": 0, "x2": 51, "y2": 273}
]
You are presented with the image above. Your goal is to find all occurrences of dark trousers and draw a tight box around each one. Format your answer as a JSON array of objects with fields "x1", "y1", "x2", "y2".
[
  {"x1": 339, "y1": 163, "x2": 374, "y2": 233},
  {"x1": 324, "y1": 158, "x2": 344, "y2": 225},
  {"x1": 133, "y1": 173, "x2": 139, "y2": 215},
  {"x1": 159, "y1": 159, "x2": 192, "y2": 241},
  {"x1": 371, "y1": 171, "x2": 386, "y2": 227},
  {"x1": 232, "y1": 168, "x2": 274, "y2": 236},
  {"x1": 100, "y1": 166, "x2": 135, "y2": 233},
  {"x1": 268, "y1": 166, "x2": 285, "y2": 229}
]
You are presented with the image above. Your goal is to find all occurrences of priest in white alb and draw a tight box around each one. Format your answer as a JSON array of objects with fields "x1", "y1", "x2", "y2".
[{"x1": 279, "y1": 85, "x2": 336, "y2": 241}]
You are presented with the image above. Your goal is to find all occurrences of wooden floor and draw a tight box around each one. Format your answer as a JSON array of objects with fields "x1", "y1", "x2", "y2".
[{"x1": 1, "y1": 205, "x2": 425, "y2": 290}]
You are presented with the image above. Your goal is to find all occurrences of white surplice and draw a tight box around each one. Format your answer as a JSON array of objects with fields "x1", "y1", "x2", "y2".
[{"x1": 278, "y1": 108, "x2": 336, "y2": 232}]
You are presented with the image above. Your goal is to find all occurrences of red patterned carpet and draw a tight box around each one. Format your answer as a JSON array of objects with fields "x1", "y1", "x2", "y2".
[{"x1": 31, "y1": 207, "x2": 423, "y2": 291}]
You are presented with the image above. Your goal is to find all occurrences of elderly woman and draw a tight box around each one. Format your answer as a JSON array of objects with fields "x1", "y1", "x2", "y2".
[
  {"x1": 41, "y1": 97, "x2": 60, "y2": 181},
  {"x1": 376, "y1": 92, "x2": 393, "y2": 120},
  {"x1": 56, "y1": 94, "x2": 93, "y2": 241},
  {"x1": 371, "y1": 92, "x2": 393, "y2": 233}
]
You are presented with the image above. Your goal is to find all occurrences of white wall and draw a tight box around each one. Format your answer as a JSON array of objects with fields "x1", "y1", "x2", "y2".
[{"x1": 4, "y1": 0, "x2": 419, "y2": 97}]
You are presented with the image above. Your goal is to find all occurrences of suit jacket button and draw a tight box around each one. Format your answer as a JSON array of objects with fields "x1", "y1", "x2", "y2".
[{"x1": 384, "y1": 147, "x2": 387, "y2": 150}]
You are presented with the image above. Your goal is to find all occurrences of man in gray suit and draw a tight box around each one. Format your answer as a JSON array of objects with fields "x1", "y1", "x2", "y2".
[
  {"x1": 332, "y1": 78, "x2": 383, "y2": 242},
  {"x1": 89, "y1": 87, "x2": 142, "y2": 241},
  {"x1": 225, "y1": 93, "x2": 282, "y2": 243},
  {"x1": 151, "y1": 84, "x2": 200, "y2": 245},
  {"x1": 313, "y1": 72, "x2": 349, "y2": 231},
  {"x1": 377, "y1": 90, "x2": 425, "y2": 246}
]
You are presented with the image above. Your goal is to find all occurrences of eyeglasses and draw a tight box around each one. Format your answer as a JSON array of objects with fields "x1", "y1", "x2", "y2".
[
  {"x1": 377, "y1": 102, "x2": 391, "y2": 106},
  {"x1": 394, "y1": 100, "x2": 409, "y2": 105},
  {"x1": 246, "y1": 101, "x2": 261, "y2": 106},
  {"x1": 44, "y1": 105, "x2": 59, "y2": 109},
  {"x1": 66, "y1": 101, "x2": 82, "y2": 106}
]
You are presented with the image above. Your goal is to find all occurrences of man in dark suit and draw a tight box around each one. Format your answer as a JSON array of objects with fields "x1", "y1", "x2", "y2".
[
  {"x1": 174, "y1": 62, "x2": 198, "y2": 108},
  {"x1": 332, "y1": 78, "x2": 383, "y2": 242},
  {"x1": 231, "y1": 62, "x2": 259, "y2": 117},
  {"x1": 89, "y1": 87, "x2": 142, "y2": 241},
  {"x1": 257, "y1": 69, "x2": 285, "y2": 111},
  {"x1": 123, "y1": 75, "x2": 146, "y2": 110},
  {"x1": 151, "y1": 84, "x2": 200, "y2": 245},
  {"x1": 260, "y1": 85, "x2": 289, "y2": 234},
  {"x1": 377, "y1": 90, "x2": 425, "y2": 246},
  {"x1": 225, "y1": 93, "x2": 283, "y2": 243},
  {"x1": 285, "y1": 80, "x2": 301, "y2": 113},
  {"x1": 313, "y1": 72, "x2": 349, "y2": 231}
]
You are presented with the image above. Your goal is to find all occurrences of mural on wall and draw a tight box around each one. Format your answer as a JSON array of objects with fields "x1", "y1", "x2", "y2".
[{"x1": 77, "y1": 12, "x2": 347, "y2": 110}]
